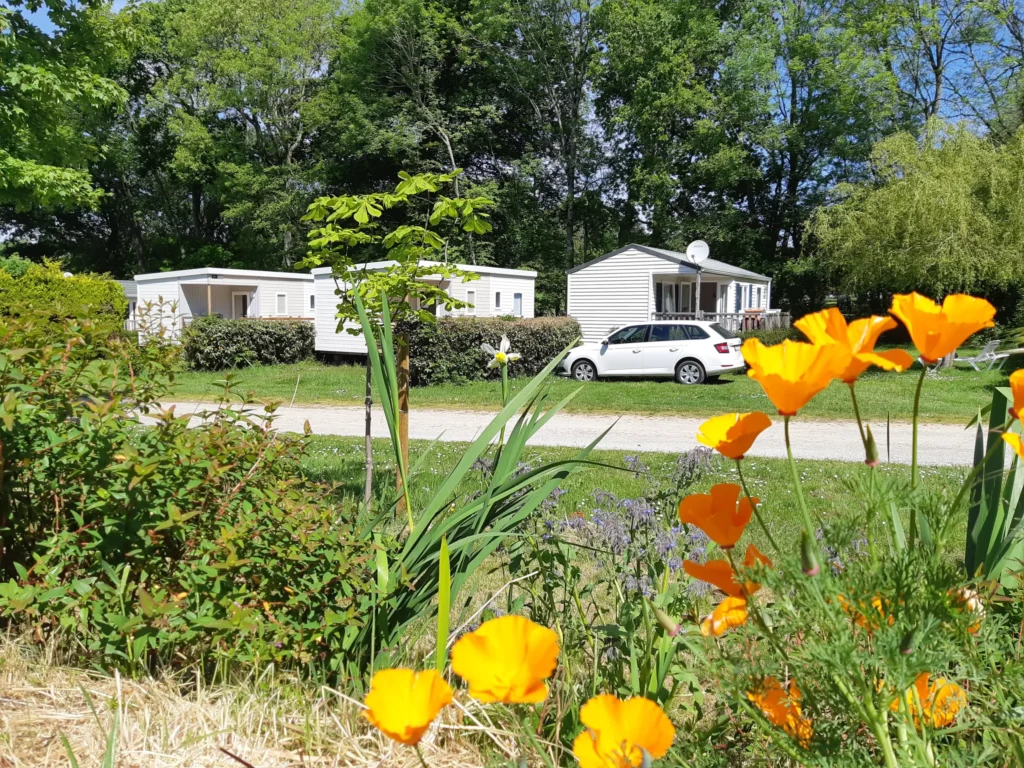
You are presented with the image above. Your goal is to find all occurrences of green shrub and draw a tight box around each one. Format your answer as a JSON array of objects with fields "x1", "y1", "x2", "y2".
[
  {"x1": 404, "y1": 316, "x2": 581, "y2": 385},
  {"x1": 739, "y1": 326, "x2": 803, "y2": 345},
  {"x1": 0, "y1": 260, "x2": 127, "y2": 337},
  {"x1": 181, "y1": 315, "x2": 315, "y2": 370},
  {"x1": 0, "y1": 313, "x2": 372, "y2": 674}
]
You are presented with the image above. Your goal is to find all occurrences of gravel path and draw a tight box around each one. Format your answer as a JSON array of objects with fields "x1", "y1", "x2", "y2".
[{"x1": 157, "y1": 401, "x2": 978, "y2": 466}]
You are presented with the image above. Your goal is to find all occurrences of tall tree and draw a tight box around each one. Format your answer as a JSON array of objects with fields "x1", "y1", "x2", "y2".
[{"x1": 0, "y1": 0, "x2": 126, "y2": 209}]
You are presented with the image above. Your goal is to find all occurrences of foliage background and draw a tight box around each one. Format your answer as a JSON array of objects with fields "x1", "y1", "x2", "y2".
[{"x1": 7, "y1": 0, "x2": 1024, "y2": 314}]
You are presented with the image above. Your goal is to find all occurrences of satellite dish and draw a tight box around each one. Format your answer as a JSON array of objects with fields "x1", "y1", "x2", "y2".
[{"x1": 685, "y1": 240, "x2": 710, "y2": 265}]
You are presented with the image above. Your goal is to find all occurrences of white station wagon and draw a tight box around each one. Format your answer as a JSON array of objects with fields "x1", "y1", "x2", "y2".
[{"x1": 558, "y1": 321, "x2": 745, "y2": 385}]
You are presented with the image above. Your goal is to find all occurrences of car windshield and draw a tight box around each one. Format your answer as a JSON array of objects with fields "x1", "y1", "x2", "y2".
[{"x1": 710, "y1": 323, "x2": 739, "y2": 340}]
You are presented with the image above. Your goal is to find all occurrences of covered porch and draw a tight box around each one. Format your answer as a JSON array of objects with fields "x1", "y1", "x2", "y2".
[
  {"x1": 179, "y1": 279, "x2": 259, "y2": 322},
  {"x1": 651, "y1": 271, "x2": 790, "y2": 332}
]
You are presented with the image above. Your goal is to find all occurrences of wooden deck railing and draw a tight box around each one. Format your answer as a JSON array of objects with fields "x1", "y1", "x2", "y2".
[{"x1": 651, "y1": 310, "x2": 791, "y2": 332}]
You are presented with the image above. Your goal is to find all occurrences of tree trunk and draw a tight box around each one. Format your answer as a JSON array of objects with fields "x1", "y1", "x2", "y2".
[
  {"x1": 565, "y1": 145, "x2": 576, "y2": 271},
  {"x1": 396, "y1": 333, "x2": 411, "y2": 518},
  {"x1": 363, "y1": 356, "x2": 374, "y2": 511}
]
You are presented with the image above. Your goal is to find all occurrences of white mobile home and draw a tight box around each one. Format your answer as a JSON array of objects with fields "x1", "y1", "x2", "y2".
[
  {"x1": 134, "y1": 267, "x2": 314, "y2": 336},
  {"x1": 313, "y1": 261, "x2": 538, "y2": 355},
  {"x1": 567, "y1": 244, "x2": 786, "y2": 342}
]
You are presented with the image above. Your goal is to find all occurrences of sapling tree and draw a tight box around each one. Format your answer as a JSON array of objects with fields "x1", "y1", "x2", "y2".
[{"x1": 298, "y1": 170, "x2": 494, "y2": 513}]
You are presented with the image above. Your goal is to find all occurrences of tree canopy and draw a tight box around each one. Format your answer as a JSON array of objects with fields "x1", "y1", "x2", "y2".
[{"x1": 3, "y1": 0, "x2": 1024, "y2": 314}]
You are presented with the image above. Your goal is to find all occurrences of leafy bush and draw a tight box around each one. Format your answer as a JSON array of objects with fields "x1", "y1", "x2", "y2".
[
  {"x1": 0, "y1": 260, "x2": 127, "y2": 337},
  {"x1": 738, "y1": 325, "x2": 803, "y2": 345},
  {"x1": 181, "y1": 315, "x2": 315, "y2": 370},
  {"x1": 403, "y1": 316, "x2": 581, "y2": 385},
  {"x1": 0, "y1": 313, "x2": 373, "y2": 673}
]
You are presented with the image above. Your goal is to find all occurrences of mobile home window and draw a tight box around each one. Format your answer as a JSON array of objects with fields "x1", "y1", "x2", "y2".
[
  {"x1": 756, "y1": 287, "x2": 762, "y2": 308},
  {"x1": 310, "y1": 294, "x2": 315, "y2": 310},
  {"x1": 466, "y1": 290, "x2": 476, "y2": 314},
  {"x1": 514, "y1": 292, "x2": 523, "y2": 316},
  {"x1": 276, "y1": 293, "x2": 287, "y2": 315},
  {"x1": 495, "y1": 292, "x2": 501, "y2": 309},
  {"x1": 733, "y1": 285, "x2": 742, "y2": 312}
]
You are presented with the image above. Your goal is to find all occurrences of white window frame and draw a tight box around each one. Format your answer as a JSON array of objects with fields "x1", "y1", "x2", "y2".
[
  {"x1": 466, "y1": 289, "x2": 476, "y2": 315},
  {"x1": 494, "y1": 292, "x2": 501, "y2": 310},
  {"x1": 276, "y1": 293, "x2": 288, "y2": 316},
  {"x1": 231, "y1": 291, "x2": 249, "y2": 319},
  {"x1": 513, "y1": 292, "x2": 523, "y2": 316}
]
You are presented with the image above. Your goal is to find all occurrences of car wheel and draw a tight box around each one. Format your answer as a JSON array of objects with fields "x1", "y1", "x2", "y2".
[
  {"x1": 675, "y1": 359, "x2": 706, "y2": 385},
  {"x1": 572, "y1": 359, "x2": 597, "y2": 382}
]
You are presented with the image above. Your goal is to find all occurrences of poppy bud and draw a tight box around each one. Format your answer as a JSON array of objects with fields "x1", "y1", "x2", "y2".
[
  {"x1": 650, "y1": 601, "x2": 681, "y2": 637},
  {"x1": 864, "y1": 425, "x2": 879, "y2": 467},
  {"x1": 900, "y1": 628, "x2": 919, "y2": 655},
  {"x1": 801, "y1": 531, "x2": 820, "y2": 577}
]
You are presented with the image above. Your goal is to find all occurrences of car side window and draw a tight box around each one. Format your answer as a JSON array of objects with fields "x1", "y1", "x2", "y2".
[
  {"x1": 607, "y1": 325, "x2": 648, "y2": 344},
  {"x1": 684, "y1": 325, "x2": 710, "y2": 340},
  {"x1": 650, "y1": 324, "x2": 688, "y2": 342}
]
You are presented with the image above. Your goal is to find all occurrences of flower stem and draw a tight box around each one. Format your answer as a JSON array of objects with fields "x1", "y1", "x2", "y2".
[
  {"x1": 736, "y1": 460, "x2": 782, "y2": 555},
  {"x1": 497, "y1": 363, "x2": 509, "y2": 454},
  {"x1": 414, "y1": 745, "x2": 431, "y2": 768},
  {"x1": 910, "y1": 364, "x2": 927, "y2": 545},
  {"x1": 849, "y1": 383, "x2": 867, "y2": 449},
  {"x1": 784, "y1": 416, "x2": 816, "y2": 540}
]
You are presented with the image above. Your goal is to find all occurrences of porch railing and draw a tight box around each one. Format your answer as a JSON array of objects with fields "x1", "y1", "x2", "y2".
[{"x1": 651, "y1": 310, "x2": 791, "y2": 332}]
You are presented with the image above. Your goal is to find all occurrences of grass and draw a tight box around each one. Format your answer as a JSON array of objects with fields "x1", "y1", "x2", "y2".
[
  {"x1": 301, "y1": 435, "x2": 968, "y2": 557},
  {"x1": 170, "y1": 353, "x2": 1015, "y2": 424}
]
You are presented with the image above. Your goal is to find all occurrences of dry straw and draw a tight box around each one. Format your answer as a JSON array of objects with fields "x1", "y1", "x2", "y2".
[{"x1": 0, "y1": 636, "x2": 485, "y2": 767}]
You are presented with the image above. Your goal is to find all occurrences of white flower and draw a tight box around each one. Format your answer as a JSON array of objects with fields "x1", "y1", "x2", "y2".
[{"x1": 481, "y1": 334, "x2": 522, "y2": 368}]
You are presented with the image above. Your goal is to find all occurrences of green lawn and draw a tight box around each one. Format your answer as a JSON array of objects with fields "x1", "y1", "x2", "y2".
[
  {"x1": 302, "y1": 435, "x2": 968, "y2": 554},
  {"x1": 171, "y1": 352, "x2": 1015, "y2": 424}
]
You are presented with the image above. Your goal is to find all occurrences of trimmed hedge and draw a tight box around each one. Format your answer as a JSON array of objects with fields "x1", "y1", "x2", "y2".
[
  {"x1": 0, "y1": 260, "x2": 127, "y2": 336},
  {"x1": 404, "y1": 316, "x2": 581, "y2": 385},
  {"x1": 181, "y1": 315, "x2": 315, "y2": 370},
  {"x1": 738, "y1": 326, "x2": 803, "y2": 346}
]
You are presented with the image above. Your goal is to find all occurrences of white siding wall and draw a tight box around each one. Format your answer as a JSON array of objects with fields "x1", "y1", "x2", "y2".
[
  {"x1": 568, "y1": 248, "x2": 693, "y2": 342},
  {"x1": 253, "y1": 277, "x2": 309, "y2": 318},
  {"x1": 489, "y1": 275, "x2": 535, "y2": 318},
  {"x1": 443, "y1": 274, "x2": 491, "y2": 316},
  {"x1": 724, "y1": 279, "x2": 771, "y2": 313},
  {"x1": 135, "y1": 278, "x2": 187, "y2": 336},
  {"x1": 312, "y1": 273, "x2": 368, "y2": 353}
]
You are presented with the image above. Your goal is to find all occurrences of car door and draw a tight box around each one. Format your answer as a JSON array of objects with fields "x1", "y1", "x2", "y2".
[
  {"x1": 643, "y1": 324, "x2": 689, "y2": 374},
  {"x1": 598, "y1": 324, "x2": 649, "y2": 375}
]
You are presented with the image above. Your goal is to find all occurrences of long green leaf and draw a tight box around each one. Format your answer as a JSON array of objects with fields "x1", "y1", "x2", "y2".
[{"x1": 436, "y1": 536, "x2": 451, "y2": 672}]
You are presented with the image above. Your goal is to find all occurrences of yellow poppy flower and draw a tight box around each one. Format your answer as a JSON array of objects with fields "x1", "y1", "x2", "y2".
[
  {"x1": 450, "y1": 615, "x2": 559, "y2": 704},
  {"x1": 696, "y1": 411, "x2": 772, "y2": 460},
  {"x1": 748, "y1": 677, "x2": 812, "y2": 748},
  {"x1": 891, "y1": 673, "x2": 966, "y2": 729},
  {"x1": 889, "y1": 293, "x2": 996, "y2": 364},
  {"x1": 1010, "y1": 369, "x2": 1024, "y2": 420},
  {"x1": 363, "y1": 668, "x2": 453, "y2": 746},
  {"x1": 1003, "y1": 432, "x2": 1024, "y2": 461},
  {"x1": 683, "y1": 544, "x2": 771, "y2": 598},
  {"x1": 741, "y1": 338, "x2": 852, "y2": 416},
  {"x1": 795, "y1": 308, "x2": 915, "y2": 383},
  {"x1": 950, "y1": 587, "x2": 984, "y2": 634},
  {"x1": 678, "y1": 483, "x2": 754, "y2": 549},
  {"x1": 572, "y1": 694, "x2": 675, "y2": 768},
  {"x1": 700, "y1": 596, "x2": 749, "y2": 637}
]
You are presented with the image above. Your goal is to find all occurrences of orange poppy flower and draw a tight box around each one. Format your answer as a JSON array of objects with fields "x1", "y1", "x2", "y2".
[
  {"x1": 696, "y1": 411, "x2": 772, "y2": 460},
  {"x1": 678, "y1": 483, "x2": 755, "y2": 549},
  {"x1": 748, "y1": 677, "x2": 812, "y2": 748},
  {"x1": 1003, "y1": 432, "x2": 1024, "y2": 461},
  {"x1": 363, "y1": 668, "x2": 453, "y2": 745},
  {"x1": 1010, "y1": 369, "x2": 1024, "y2": 420},
  {"x1": 700, "y1": 596, "x2": 749, "y2": 637},
  {"x1": 450, "y1": 615, "x2": 559, "y2": 704},
  {"x1": 795, "y1": 308, "x2": 915, "y2": 383},
  {"x1": 889, "y1": 293, "x2": 996, "y2": 364},
  {"x1": 741, "y1": 338, "x2": 852, "y2": 416},
  {"x1": 836, "y1": 594, "x2": 893, "y2": 631},
  {"x1": 683, "y1": 544, "x2": 772, "y2": 598},
  {"x1": 890, "y1": 673, "x2": 966, "y2": 729},
  {"x1": 572, "y1": 694, "x2": 675, "y2": 768}
]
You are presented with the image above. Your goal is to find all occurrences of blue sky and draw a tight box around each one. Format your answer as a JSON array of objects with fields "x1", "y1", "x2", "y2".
[{"x1": 21, "y1": 0, "x2": 130, "y2": 34}]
